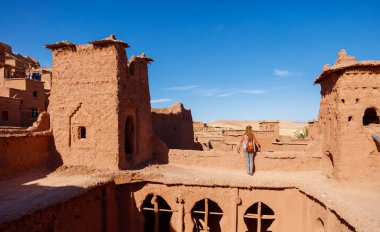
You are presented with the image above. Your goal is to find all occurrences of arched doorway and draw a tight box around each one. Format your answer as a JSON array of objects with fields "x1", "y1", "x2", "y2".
[
  {"x1": 191, "y1": 198, "x2": 223, "y2": 232},
  {"x1": 363, "y1": 108, "x2": 379, "y2": 125},
  {"x1": 141, "y1": 194, "x2": 173, "y2": 232},
  {"x1": 125, "y1": 116, "x2": 135, "y2": 156},
  {"x1": 244, "y1": 202, "x2": 275, "y2": 232}
]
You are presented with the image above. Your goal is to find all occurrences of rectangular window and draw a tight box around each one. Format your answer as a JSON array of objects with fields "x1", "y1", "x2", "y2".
[
  {"x1": 31, "y1": 108, "x2": 39, "y2": 118},
  {"x1": 79, "y1": 126, "x2": 86, "y2": 139},
  {"x1": 2, "y1": 111, "x2": 8, "y2": 121},
  {"x1": 33, "y1": 91, "x2": 38, "y2": 97}
]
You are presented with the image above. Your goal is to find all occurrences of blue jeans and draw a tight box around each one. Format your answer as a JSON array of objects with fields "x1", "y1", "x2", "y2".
[{"x1": 244, "y1": 151, "x2": 255, "y2": 173}]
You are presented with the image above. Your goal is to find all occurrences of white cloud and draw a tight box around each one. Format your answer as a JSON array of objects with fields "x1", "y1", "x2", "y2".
[
  {"x1": 274, "y1": 69, "x2": 290, "y2": 77},
  {"x1": 240, "y1": 89, "x2": 267, "y2": 94},
  {"x1": 150, "y1": 98, "x2": 173, "y2": 104},
  {"x1": 217, "y1": 93, "x2": 234, "y2": 97},
  {"x1": 197, "y1": 88, "x2": 222, "y2": 97},
  {"x1": 163, "y1": 85, "x2": 200, "y2": 91}
]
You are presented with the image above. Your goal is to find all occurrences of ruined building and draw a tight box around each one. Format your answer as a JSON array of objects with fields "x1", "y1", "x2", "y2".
[
  {"x1": 314, "y1": 49, "x2": 380, "y2": 180},
  {"x1": 0, "y1": 38, "x2": 380, "y2": 232},
  {"x1": 152, "y1": 102, "x2": 201, "y2": 150}
]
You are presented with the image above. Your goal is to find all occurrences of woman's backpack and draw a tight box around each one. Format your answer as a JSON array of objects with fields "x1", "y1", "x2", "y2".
[{"x1": 246, "y1": 135, "x2": 255, "y2": 153}]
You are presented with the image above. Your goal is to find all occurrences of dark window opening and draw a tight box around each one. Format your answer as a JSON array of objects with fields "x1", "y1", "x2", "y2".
[
  {"x1": 142, "y1": 194, "x2": 173, "y2": 232},
  {"x1": 363, "y1": 108, "x2": 379, "y2": 125},
  {"x1": 33, "y1": 91, "x2": 38, "y2": 97},
  {"x1": 348, "y1": 116, "x2": 352, "y2": 122},
  {"x1": 129, "y1": 63, "x2": 135, "y2": 76},
  {"x1": 341, "y1": 99, "x2": 345, "y2": 103},
  {"x1": 125, "y1": 116, "x2": 135, "y2": 155},
  {"x1": 79, "y1": 127, "x2": 86, "y2": 139},
  {"x1": 191, "y1": 199, "x2": 223, "y2": 232},
  {"x1": 356, "y1": 99, "x2": 359, "y2": 103},
  {"x1": 31, "y1": 108, "x2": 39, "y2": 118},
  {"x1": 2, "y1": 111, "x2": 9, "y2": 121},
  {"x1": 244, "y1": 202, "x2": 275, "y2": 232}
]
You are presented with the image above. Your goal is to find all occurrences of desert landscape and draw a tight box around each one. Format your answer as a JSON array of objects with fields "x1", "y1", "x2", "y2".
[{"x1": 1, "y1": 2, "x2": 380, "y2": 232}]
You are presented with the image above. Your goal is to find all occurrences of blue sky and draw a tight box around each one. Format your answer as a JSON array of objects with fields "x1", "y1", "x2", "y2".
[{"x1": 1, "y1": 0, "x2": 380, "y2": 122}]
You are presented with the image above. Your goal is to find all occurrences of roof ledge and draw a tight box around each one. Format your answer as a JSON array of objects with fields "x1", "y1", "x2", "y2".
[{"x1": 89, "y1": 34, "x2": 129, "y2": 48}]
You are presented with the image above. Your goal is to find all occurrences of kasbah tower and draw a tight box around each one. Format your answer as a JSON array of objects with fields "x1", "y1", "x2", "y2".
[{"x1": 47, "y1": 35, "x2": 155, "y2": 170}]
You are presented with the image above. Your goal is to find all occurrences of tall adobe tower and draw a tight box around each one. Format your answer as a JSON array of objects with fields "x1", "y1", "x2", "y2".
[
  {"x1": 46, "y1": 35, "x2": 154, "y2": 170},
  {"x1": 315, "y1": 50, "x2": 380, "y2": 180}
]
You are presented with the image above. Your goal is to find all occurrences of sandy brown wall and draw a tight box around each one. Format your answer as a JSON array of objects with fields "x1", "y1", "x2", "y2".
[
  {"x1": 0, "y1": 184, "x2": 118, "y2": 232},
  {"x1": 120, "y1": 183, "x2": 355, "y2": 232},
  {"x1": 0, "y1": 134, "x2": 50, "y2": 178},
  {"x1": 118, "y1": 57, "x2": 153, "y2": 168},
  {"x1": 152, "y1": 103, "x2": 198, "y2": 150},
  {"x1": 0, "y1": 97, "x2": 21, "y2": 126},
  {"x1": 168, "y1": 149, "x2": 328, "y2": 172},
  {"x1": 48, "y1": 44, "x2": 121, "y2": 170},
  {"x1": 319, "y1": 68, "x2": 380, "y2": 180}
]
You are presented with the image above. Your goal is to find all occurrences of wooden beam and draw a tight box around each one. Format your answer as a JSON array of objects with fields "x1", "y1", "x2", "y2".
[
  {"x1": 204, "y1": 199, "x2": 209, "y2": 231},
  {"x1": 244, "y1": 214, "x2": 275, "y2": 220},
  {"x1": 153, "y1": 195, "x2": 159, "y2": 232},
  {"x1": 257, "y1": 202, "x2": 262, "y2": 232},
  {"x1": 192, "y1": 211, "x2": 223, "y2": 215}
]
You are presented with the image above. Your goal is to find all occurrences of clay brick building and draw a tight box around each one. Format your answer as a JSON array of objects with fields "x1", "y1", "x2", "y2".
[
  {"x1": 46, "y1": 35, "x2": 155, "y2": 170},
  {"x1": 315, "y1": 49, "x2": 380, "y2": 180},
  {"x1": 0, "y1": 42, "x2": 48, "y2": 127},
  {"x1": 152, "y1": 102, "x2": 201, "y2": 150}
]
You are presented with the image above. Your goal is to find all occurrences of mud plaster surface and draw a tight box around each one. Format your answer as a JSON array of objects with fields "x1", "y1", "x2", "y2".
[{"x1": 1, "y1": 164, "x2": 379, "y2": 232}]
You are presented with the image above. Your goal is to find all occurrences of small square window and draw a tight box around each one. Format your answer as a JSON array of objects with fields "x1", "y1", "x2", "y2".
[
  {"x1": 2, "y1": 111, "x2": 8, "y2": 121},
  {"x1": 33, "y1": 91, "x2": 38, "y2": 97},
  {"x1": 79, "y1": 127, "x2": 86, "y2": 139}
]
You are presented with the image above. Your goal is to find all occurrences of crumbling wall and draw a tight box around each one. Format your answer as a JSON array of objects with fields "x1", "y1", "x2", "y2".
[
  {"x1": 152, "y1": 102, "x2": 200, "y2": 150},
  {"x1": 334, "y1": 68, "x2": 380, "y2": 180},
  {"x1": 316, "y1": 51, "x2": 380, "y2": 180},
  {"x1": 0, "y1": 112, "x2": 51, "y2": 178}
]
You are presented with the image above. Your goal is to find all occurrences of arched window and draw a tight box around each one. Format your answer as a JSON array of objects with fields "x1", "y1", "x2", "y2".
[
  {"x1": 141, "y1": 194, "x2": 173, "y2": 232},
  {"x1": 363, "y1": 108, "x2": 379, "y2": 125},
  {"x1": 244, "y1": 202, "x2": 275, "y2": 232},
  {"x1": 191, "y1": 198, "x2": 223, "y2": 232},
  {"x1": 125, "y1": 116, "x2": 135, "y2": 155}
]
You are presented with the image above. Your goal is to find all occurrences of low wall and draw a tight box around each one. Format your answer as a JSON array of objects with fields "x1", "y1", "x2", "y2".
[
  {"x1": 0, "y1": 184, "x2": 118, "y2": 232},
  {"x1": 168, "y1": 149, "x2": 329, "y2": 172},
  {"x1": 0, "y1": 112, "x2": 52, "y2": 178},
  {"x1": 0, "y1": 133, "x2": 51, "y2": 178}
]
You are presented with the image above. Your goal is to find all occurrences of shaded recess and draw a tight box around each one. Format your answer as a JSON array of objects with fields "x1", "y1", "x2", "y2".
[
  {"x1": 191, "y1": 198, "x2": 223, "y2": 232},
  {"x1": 363, "y1": 108, "x2": 379, "y2": 125},
  {"x1": 141, "y1": 194, "x2": 173, "y2": 232},
  {"x1": 125, "y1": 116, "x2": 135, "y2": 155},
  {"x1": 244, "y1": 202, "x2": 275, "y2": 232}
]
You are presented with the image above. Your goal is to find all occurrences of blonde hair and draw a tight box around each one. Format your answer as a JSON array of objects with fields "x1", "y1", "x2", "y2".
[{"x1": 244, "y1": 126, "x2": 253, "y2": 138}]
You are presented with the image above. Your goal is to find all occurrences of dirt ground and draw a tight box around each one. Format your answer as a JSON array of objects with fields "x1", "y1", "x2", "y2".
[{"x1": 1, "y1": 163, "x2": 379, "y2": 231}]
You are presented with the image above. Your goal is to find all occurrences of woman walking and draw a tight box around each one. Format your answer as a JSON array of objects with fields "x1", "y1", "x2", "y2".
[{"x1": 237, "y1": 126, "x2": 261, "y2": 175}]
